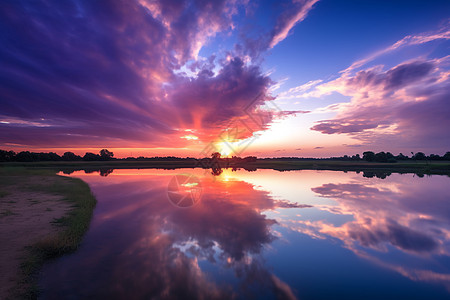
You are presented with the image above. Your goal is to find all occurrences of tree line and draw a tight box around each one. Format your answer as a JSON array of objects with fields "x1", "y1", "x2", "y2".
[
  {"x1": 0, "y1": 149, "x2": 115, "y2": 162},
  {"x1": 0, "y1": 149, "x2": 449, "y2": 163},
  {"x1": 358, "y1": 151, "x2": 450, "y2": 162}
]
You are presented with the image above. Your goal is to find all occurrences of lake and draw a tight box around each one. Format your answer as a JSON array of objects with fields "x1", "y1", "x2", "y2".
[{"x1": 39, "y1": 169, "x2": 450, "y2": 299}]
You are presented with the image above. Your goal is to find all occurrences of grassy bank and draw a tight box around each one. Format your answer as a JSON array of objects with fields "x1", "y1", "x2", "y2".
[{"x1": 0, "y1": 167, "x2": 96, "y2": 299}]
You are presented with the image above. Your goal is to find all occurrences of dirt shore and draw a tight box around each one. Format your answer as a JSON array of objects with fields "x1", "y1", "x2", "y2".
[{"x1": 0, "y1": 169, "x2": 96, "y2": 299}]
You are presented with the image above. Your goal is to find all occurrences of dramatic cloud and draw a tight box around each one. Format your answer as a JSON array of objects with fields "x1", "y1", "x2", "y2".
[
  {"x1": 0, "y1": 0, "x2": 306, "y2": 150},
  {"x1": 139, "y1": 0, "x2": 240, "y2": 64},
  {"x1": 165, "y1": 57, "x2": 273, "y2": 141}
]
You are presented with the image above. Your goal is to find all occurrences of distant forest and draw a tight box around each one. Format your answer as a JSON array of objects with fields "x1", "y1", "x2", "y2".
[{"x1": 1, "y1": 149, "x2": 450, "y2": 163}]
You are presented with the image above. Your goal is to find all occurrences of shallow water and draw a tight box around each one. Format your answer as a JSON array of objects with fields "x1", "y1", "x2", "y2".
[{"x1": 40, "y1": 169, "x2": 450, "y2": 299}]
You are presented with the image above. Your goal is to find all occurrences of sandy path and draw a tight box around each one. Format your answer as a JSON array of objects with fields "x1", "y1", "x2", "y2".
[{"x1": 0, "y1": 176, "x2": 72, "y2": 299}]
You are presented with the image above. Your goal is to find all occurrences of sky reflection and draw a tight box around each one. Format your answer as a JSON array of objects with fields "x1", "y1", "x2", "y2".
[{"x1": 40, "y1": 169, "x2": 450, "y2": 299}]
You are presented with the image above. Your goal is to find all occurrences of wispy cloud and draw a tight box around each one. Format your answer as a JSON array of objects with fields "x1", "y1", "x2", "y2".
[
  {"x1": 269, "y1": 0, "x2": 319, "y2": 48},
  {"x1": 342, "y1": 20, "x2": 450, "y2": 74}
]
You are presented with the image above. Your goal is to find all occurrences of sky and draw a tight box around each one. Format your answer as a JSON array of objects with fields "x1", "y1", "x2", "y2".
[{"x1": 0, "y1": 0, "x2": 449, "y2": 158}]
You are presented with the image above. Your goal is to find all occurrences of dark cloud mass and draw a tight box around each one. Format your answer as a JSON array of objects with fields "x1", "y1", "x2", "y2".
[
  {"x1": 311, "y1": 59, "x2": 450, "y2": 150},
  {"x1": 0, "y1": 0, "x2": 277, "y2": 148}
]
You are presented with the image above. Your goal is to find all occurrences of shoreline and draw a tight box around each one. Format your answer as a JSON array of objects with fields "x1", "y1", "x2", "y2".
[
  {"x1": 2, "y1": 160, "x2": 450, "y2": 176},
  {"x1": 0, "y1": 168, "x2": 96, "y2": 299}
]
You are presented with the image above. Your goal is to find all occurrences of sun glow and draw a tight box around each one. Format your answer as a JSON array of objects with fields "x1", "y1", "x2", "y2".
[{"x1": 216, "y1": 139, "x2": 243, "y2": 157}]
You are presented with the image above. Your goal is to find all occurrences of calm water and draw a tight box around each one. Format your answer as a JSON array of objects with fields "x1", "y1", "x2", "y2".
[{"x1": 40, "y1": 169, "x2": 450, "y2": 299}]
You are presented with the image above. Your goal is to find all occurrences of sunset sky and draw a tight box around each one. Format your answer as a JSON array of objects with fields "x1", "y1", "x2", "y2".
[{"x1": 1, "y1": 0, "x2": 449, "y2": 158}]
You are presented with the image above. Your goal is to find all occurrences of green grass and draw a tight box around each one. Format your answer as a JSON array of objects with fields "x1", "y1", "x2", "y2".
[{"x1": 0, "y1": 167, "x2": 96, "y2": 299}]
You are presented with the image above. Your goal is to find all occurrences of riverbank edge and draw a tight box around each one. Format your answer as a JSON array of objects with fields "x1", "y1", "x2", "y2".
[
  {"x1": 2, "y1": 160, "x2": 450, "y2": 176},
  {"x1": 1, "y1": 168, "x2": 97, "y2": 299}
]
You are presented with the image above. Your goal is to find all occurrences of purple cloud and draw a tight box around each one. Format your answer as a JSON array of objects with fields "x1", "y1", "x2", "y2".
[
  {"x1": 310, "y1": 58, "x2": 450, "y2": 151},
  {"x1": 1, "y1": 0, "x2": 302, "y2": 149}
]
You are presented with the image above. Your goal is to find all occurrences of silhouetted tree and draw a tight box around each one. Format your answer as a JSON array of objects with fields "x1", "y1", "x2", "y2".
[
  {"x1": 41, "y1": 152, "x2": 61, "y2": 161},
  {"x1": 0, "y1": 150, "x2": 16, "y2": 162},
  {"x1": 100, "y1": 149, "x2": 114, "y2": 160},
  {"x1": 363, "y1": 151, "x2": 375, "y2": 162},
  {"x1": 211, "y1": 152, "x2": 221, "y2": 160},
  {"x1": 412, "y1": 152, "x2": 426, "y2": 160},
  {"x1": 83, "y1": 152, "x2": 101, "y2": 161},
  {"x1": 15, "y1": 151, "x2": 34, "y2": 162},
  {"x1": 351, "y1": 154, "x2": 361, "y2": 161},
  {"x1": 374, "y1": 152, "x2": 388, "y2": 162},
  {"x1": 443, "y1": 152, "x2": 450, "y2": 161},
  {"x1": 395, "y1": 153, "x2": 408, "y2": 160},
  {"x1": 385, "y1": 152, "x2": 395, "y2": 162},
  {"x1": 243, "y1": 156, "x2": 257, "y2": 162},
  {"x1": 429, "y1": 154, "x2": 441, "y2": 161},
  {"x1": 62, "y1": 152, "x2": 82, "y2": 161}
]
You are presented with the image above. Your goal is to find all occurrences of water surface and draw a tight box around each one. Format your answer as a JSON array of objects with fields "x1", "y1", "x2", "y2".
[{"x1": 40, "y1": 169, "x2": 450, "y2": 299}]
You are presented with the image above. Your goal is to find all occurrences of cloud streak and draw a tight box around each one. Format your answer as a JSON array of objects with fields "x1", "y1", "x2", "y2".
[{"x1": 269, "y1": 0, "x2": 319, "y2": 48}]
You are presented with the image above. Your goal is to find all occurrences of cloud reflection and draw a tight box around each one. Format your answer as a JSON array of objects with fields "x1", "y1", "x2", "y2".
[
  {"x1": 304, "y1": 174, "x2": 450, "y2": 290},
  {"x1": 41, "y1": 170, "x2": 305, "y2": 299}
]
